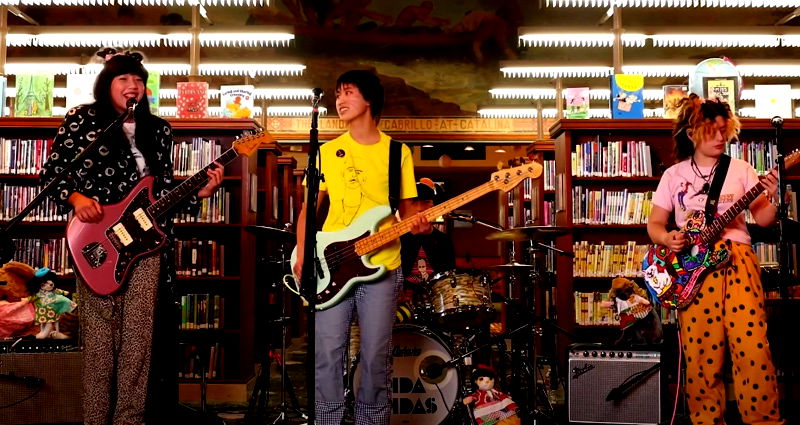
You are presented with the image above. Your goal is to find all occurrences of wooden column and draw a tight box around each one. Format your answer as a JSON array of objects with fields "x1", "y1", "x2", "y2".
[
  {"x1": 612, "y1": 7, "x2": 623, "y2": 74},
  {"x1": 189, "y1": 5, "x2": 201, "y2": 82}
]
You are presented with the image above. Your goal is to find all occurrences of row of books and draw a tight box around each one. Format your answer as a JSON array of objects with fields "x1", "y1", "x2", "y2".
[
  {"x1": 178, "y1": 342, "x2": 224, "y2": 379},
  {"x1": 0, "y1": 138, "x2": 51, "y2": 174},
  {"x1": 573, "y1": 241, "x2": 649, "y2": 278},
  {"x1": 725, "y1": 140, "x2": 778, "y2": 175},
  {"x1": 1, "y1": 184, "x2": 71, "y2": 222},
  {"x1": 174, "y1": 188, "x2": 231, "y2": 224},
  {"x1": 573, "y1": 291, "x2": 678, "y2": 326},
  {"x1": 572, "y1": 187, "x2": 654, "y2": 225},
  {"x1": 571, "y1": 139, "x2": 654, "y2": 178},
  {"x1": 180, "y1": 293, "x2": 224, "y2": 330},
  {"x1": 172, "y1": 138, "x2": 224, "y2": 177},
  {"x1": 13, "y1": 238, "x2": 73, "y2": 275},
  {"x1": 543, "y1": 160, "x2": 556, "y2": 191},
  {"x1": 176, "y1": 239, "x2": 226, "y2": 277}
]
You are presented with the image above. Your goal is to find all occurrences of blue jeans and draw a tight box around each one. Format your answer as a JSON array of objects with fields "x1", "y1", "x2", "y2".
[{"x1": 315, "y1": 269, "x2": 402, "y2": 425}]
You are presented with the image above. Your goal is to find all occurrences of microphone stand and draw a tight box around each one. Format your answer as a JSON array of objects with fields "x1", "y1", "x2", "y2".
[
  {"x1": 771, "y1": 116, "x2": 796, "y2": 300},
  {"x1": 0, "y1": 105, "x2": 135, "y2": 265},
  {"x1": 301, "y1": 88, "x2": 324, "y2": 425}
]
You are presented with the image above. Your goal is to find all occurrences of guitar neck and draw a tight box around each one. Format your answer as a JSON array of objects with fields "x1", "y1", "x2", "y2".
[
  {"x1": 147, "y1": 147, "x2": 239, "y2": 219},
  {"x1": 354, "y1": 180, "x2": 498, "y2": 256},
  {"x1": 699, "y1": 179, "x2": 765, "y2": 244}
]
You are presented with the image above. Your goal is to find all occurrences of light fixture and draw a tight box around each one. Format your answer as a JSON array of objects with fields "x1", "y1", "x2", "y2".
[
  {"x1": 464, "y1": 146, "x2": 475, "y2": 151},
  {"x1": 158, "y1": 106, "x2": 266, "y2": 117},
  {"x1": 501, "y1": 65, "x2": 613, "y2": 78},
  {"x1": 267, "y1": 106, "x2": 327, "y2": 116},
  {"x1": 4, "y1": 63, "x2": 84, "y2": 75},
  {"x1": 200, "y1": 63, "x2": 306, "y2": 77},
  {"x1": 31, "y1": 33, "x2": 164, "y2": 47},
  {"x1": 620, "y1": 64, "x2": 695, "y2": 77},
  {"x1": 546, "y1": 0, "x2": 800, "y2": 7},
  {"x1": 490, "y1": 88, "x2": 557, "y2": 99},
  {"x1": 518, "y1": 32, "x2": 647, "y2": 48},
  {"x1": 478, "y1": 108, "x2": 539, "y2": 118},
  {"x1": 494, "y1": 148, "x2": 507, "y2": 153},
  {"x1": 199, "y1": 32, "x2": 294, "y2": 47},
  {"x1": 254, "y1": 88, "x2": 314, "y2": 99},
  {"x1": 650, "y1": 34, "x2": 780, "y2": 48},
  {"x1": 422, "y1": 144, "x2": 434, "y2": 148},
  {"x1": 0, "y1": 0, "x2": 268, "y2": 5}
]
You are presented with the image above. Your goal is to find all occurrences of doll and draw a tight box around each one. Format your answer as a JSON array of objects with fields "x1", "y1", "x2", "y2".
[
  {"x1": 600, "y1": 276, "x2": 663, "y2": 346},
  {"x1": 462, "y1": 365, "x2": 520, "y2": 425},
  {"x1": 0, "y1": 261, "x2": 37, "y2": 338},
  {"x1": 26, "y1": 267, "x2": 76, "y2": 339}
]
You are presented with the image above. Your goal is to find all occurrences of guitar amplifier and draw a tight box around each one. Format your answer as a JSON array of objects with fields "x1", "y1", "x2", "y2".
[
  {"x1": 0, "y1": 350, "x2": 83, "y2": 424},
  {"x1": 568, "y1": 349, "x2": 661, "y2": 425}
]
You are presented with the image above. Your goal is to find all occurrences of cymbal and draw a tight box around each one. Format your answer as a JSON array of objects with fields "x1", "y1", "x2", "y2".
[
  {"x1": 486, "y1": 226, "x2": 570, "y2": 242},
  {"x1": 488, "y1": 261, "x2": 534, "y2": 270},
  {"x1": 245, "y1": 225, "x2": 296, "y2": 242}
]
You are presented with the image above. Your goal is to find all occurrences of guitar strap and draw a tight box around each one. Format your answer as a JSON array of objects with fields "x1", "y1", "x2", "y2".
[
  {"x1": 704, "y1": 154, "x2": 731, "y2": 224},
  {"x1": 389, "y1": 139, "x2": 402, "y2": 213}
]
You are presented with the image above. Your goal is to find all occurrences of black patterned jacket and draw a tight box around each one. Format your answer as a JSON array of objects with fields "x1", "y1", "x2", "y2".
[{"x1": 40, "y1": 105, "x2": 199, "y2": 289}]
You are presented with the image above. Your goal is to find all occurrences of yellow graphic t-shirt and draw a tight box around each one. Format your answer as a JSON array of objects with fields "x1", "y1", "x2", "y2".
[{"x1": 318, "y1": 131, "x2": 417, "y2": 270}]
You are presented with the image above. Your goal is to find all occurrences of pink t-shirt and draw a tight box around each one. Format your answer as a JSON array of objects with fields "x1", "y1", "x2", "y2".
[{"x1": 652, "y1": 157, "x2": 760, "y2": 245}]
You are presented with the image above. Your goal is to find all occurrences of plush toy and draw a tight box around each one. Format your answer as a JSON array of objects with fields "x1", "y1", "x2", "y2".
[
  {"x1": 601, "y1": 276, "x2": 663, "y2": 346},
  {"x1": 0, "y1": 261, "x2": 37, "y2": 338},
  {"x1": 462, "y1": 365, "x2": 520, "y2": 425},
  {"x1": 26, "y1": 267, "x2": 77, "y2": 339}
]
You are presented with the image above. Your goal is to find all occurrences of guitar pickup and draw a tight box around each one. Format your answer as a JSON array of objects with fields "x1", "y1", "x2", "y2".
[
  {"x1": 112, "y1": 223, "x2": 134, "y2": 246},
  {"x1": 133, "y1": 208, "x2": 153, "y2": 231},
  {"x1": 81, "y1": 242, "x2": 107, "y2": 269}
]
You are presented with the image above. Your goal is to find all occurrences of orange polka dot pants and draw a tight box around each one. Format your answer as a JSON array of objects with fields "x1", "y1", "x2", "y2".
[{"x1": 678, "y1": 241, "x2": 783, "y2": 425}]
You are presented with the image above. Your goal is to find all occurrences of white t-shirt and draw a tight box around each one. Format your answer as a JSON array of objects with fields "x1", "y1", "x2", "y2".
[
  {"x1": 652, "y1": 157, "x2": 760, "y2": 245},
  {"x1": 122, "y1": 122, "x2": 149, "y2": 177}
]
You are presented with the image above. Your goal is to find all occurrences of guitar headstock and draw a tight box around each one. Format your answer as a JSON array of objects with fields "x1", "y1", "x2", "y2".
[
  {"x1": 784, "y1": 149, "x2": 800, "y2": 170},
  {"x1": 490, "y1": 161, "x2": 543, "y2": 192},
  {"x1": 233, "y1": 130, "x2": 277, "y2": 156}
]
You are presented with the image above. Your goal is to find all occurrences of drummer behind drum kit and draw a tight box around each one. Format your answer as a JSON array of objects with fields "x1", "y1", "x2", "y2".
[{"x1": 249, "y1": 220, "x2": 572, "y2": 425}]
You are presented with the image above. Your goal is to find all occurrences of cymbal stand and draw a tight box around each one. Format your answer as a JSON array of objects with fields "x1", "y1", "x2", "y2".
[{"x1": 246, "y1": 243, "x2": 306, "y2": 424}]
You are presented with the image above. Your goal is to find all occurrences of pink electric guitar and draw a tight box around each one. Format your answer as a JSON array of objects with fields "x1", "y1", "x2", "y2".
[{"x1": 67, "y1": 132, "x2": 267, "y2": 295}]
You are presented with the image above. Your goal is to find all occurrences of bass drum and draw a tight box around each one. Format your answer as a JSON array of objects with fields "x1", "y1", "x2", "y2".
[{"x1": 354, "y1": 324, "x2": 460, "y2": 425}]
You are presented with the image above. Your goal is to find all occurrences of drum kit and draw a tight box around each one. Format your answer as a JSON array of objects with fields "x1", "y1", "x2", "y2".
[{"x1": 245, "y1": 220, "x2": 573, "y2": 425}]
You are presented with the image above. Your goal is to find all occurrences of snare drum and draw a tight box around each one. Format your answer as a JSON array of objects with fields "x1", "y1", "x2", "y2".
[
  {"x1": 353, "y1": 324, "x2": 459, "y2": 425},
  {"x1": 426, "y1": 269, "x2": 495, "y2": 329}
]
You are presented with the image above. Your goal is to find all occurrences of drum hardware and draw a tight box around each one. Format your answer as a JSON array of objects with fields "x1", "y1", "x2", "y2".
[
  {"x1": 244, "y1": 225, "x2": 307, "y2": 424},
  {"x1": 485, "y1": 226, "x2": 571, "y2": 243}
]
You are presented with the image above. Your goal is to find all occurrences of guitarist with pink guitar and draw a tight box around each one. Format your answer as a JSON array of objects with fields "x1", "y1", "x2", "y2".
[
  {"x1": 645, "y1": 95, "x2": 785, "y2": 425},
  {"x1": 40, "y1": 50, "x2": 226, "y2": 425}
]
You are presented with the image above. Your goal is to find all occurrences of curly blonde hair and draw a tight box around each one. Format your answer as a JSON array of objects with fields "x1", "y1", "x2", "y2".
[{"x1": 672, "y1": 93, "x2": 740, "y2": 161}]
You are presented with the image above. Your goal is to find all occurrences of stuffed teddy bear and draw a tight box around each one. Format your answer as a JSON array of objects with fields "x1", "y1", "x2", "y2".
[
  {"x1": 0, "y1": 261, "x2": 37, "y2": 338},
  {"x1": 463, "y1": 365, "x2": 520, "y2": 425},
  {"x1": 26, "y1": 267, "x2": 77, "y2": 339},
  {"x1": 601, "y1": 276, "x2": 663, "y2": 346}
]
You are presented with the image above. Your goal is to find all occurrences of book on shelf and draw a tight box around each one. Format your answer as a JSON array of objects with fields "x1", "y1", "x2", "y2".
[
  {"x1": 572, "y1": 187, "x2": 653, "y2": 225},
  {"x1": 725, "y1": 139, "x2": 777, "y2": 175},
  {"x1": 178, "y1": 342, "x2": 224, "y2": 379},
  {"x1": 176, "y1": 239, "x2": 225, "y2": 277},
  {"x1": 220, "y1": 85, "x2": 255, "y2": 118},
  {"x1": 662, "y1": 85, "x2": 688, "y2": 119},
  {"x1": 565, "y1": 87, "x2": 590, "y2": 119},
  {"x1": 610, "y1": 74, "x2": 644, "y2": 119},
  {"x1": 572, "y1": 241, "x2": 648, "y2": 278},
  {"x1": 180, "y1": 293, "x2": 224, "y2": 330},
  {"x1": 15, "y1": 73, "x2": 54, "y2": 117},
  {"x1": 10, "y1": 238, "x2": 73, "y2": 274},
  {"x1": 574, "y1": 290, "x2": 677, "y2": 326},
  {"x1": 571, "y1": 139, "x2": 653, "y2": 178},
  {"x1": 703, "y1": 77, "x2": 738, "y2": 113},
  {"x1": 0, "y1": 139, "x2": 52, "y2": 175},
  {"x1": 176, "y1": 81, "x2": 209, "y2": 119},
  {"x1": 146, "y1": 72, "x2": 160, "y2": 114},
  {"x1": 65, "y1": 74, "x2": 96, "y2": 108},
  {"x1": 0, "y1": 76, "x2": 7, "y2": 117},
  {"x1": 753, "y1": 84, "x2": 792, "y2": 120}
]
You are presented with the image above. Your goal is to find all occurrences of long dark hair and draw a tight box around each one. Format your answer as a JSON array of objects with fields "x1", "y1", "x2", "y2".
[
  {"x1": 672, "y1": 93, "x2": 740, "y2": 161},
  {"x1": 90, "y1": 49, "x2": 165, "y2": 176}
]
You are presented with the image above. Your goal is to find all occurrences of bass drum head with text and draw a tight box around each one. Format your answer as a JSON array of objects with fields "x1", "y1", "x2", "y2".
[{"x1": 355, "y1": 324, "x2": 459, "y2": 425}]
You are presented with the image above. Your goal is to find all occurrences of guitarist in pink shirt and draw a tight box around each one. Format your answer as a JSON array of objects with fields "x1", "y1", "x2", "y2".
[{"x1": 647, "y1": 95, "x2": 783, "y2": 425}]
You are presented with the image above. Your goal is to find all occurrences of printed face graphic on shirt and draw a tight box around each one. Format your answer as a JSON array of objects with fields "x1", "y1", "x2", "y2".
[{"x1": 342, "y1": 165, "x2": 366, "y2": 224}]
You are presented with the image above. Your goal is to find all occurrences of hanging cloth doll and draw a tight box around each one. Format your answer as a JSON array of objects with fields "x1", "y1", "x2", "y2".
[
  {"x1": 463, "y1": 365, "x2": 520, "y2": 425},
  {"x1": 27, "y1": 267, "x2": 76, "y2": 339}
]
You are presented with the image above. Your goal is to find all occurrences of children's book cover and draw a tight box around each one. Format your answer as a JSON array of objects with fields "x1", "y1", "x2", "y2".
[
  {"x1": 610, "y1": 74, "x2": 644, "y2": 119},
  {"x1": 220, "y1": 85, "x2": 255, "y2": 118},
  {"x1": 15, "y1": 73, "x2": 54, "y2": 117},
  {"x1": 565, "y1": 87, "x2": 590, "y2": 119},
  {"x1": 176, "y1": 81, "x2": 209, "y2": 119},
  {"x1": 147, "y1": 72, "x2": 160, "y2": 114},
  {"x1": 662, "y1": 85, "x2": 689, "y2": 119}
]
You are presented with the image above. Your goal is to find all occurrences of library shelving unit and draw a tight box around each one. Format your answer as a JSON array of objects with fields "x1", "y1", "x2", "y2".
[{"x1": 0, "y1": 117, "x2": 269, "y2": 400}]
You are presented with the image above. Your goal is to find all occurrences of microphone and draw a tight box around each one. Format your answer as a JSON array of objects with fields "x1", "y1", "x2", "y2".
[
  {"x1": 772, "y1": 116, "x2": 784, "y2": 129},
  {"x1": 312, "y1": 88, "x2": 324, "y2": 107},
  {"x1": 126, "y1": 97, "x2": 137, "y2": 114}
]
